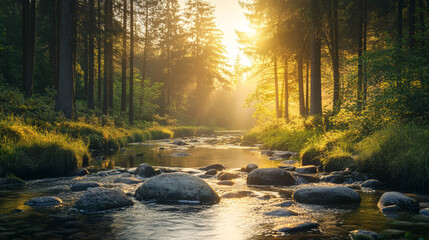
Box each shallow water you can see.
[1,135,429,240]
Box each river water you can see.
[1,135,429,240]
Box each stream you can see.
[1,134,429,240]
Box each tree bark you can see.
[121,0,127,112]
[22,0,35,98]
[129,0,134,125]
[55,0,74,119]
[357,0,363,109]
[310,0,322,115]
[50,0,59,91]
[409,0,416,49]
[283,57,289,122]
[396,0,403,83]
[108,0,114,111]
[331,0,340,112]
[103,0,110,114]
[363,0,368,107]
[97,0,102,104]
[273,55,281,118]
[298,54,305,117]
[88,0,95,109]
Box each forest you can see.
[1,0,429,239]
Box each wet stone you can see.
[71,168,89,177]
[136,163,158,178]
[295,165,317,174]
[71,182,102,192]
[420,208,429,217]
[199,164,226,171]
[350,230,379,240]
[205,169,217,176]
[24,196,63,207]
[293,186,361,205]
[217,172,239,180]
[378,192,419,212]
[222,191,254,198]
[275,200,295,208]
[74,187,134,212]
[276,222,319,233]
[362,179,385,189]
[114,177,142,185]
[264,209,297,217]
[217,180,234,186]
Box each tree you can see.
[55,0,75,118]
[102,0,110,114]
[310,0,322,115]
[88,0,96,109]
[121,0,127,112]
[129,0,134,125]
[22,0,36,98]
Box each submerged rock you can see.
[222,190,254,198]
[350,230,379,240]
[199,164,226,171]
[74,187,134,212]
[377,192,419,212]
[25,196,63,207]
[217,180,234,186]
[295,165,318,174]
[276,222,319,233]
[170,152,191,157]
[243,163,258,173]
[247,168,296,186]
[71,182,102,192]
[361,179,385,190]
[205,169,218,176]
[114,177,142,185]
[136,163,158,178]
[217,172,239,180]
[264,209,297,217]
[293,186,361,205]
[135,173,220,204]
[275,200,295,208]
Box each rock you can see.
[114,177,142,185]
[74,187,134,212]
[170,152,191,157]
[380,205,402,214]
[350,230,379,240]
[218,172,239,180]
[173,140,188,146]
[158,167,180,173]
[222,190,254,198]
[382,229,407,238]
[10,208,24,213]
[136,163,157,178]
[419,208,429,217]
[244,163,258,173]
[205,169,217,176]
[278,165,296,171]
[281,160,296,165]
[25,196,63,206]
[264,209,297,217]
[275,200,295,207]
[199,164,226,171]
[247,168,296,186]
[71,168,89,176]
[135,173,220,204]
[70,182,102,192]
[320,175,344,184]
[276,222,319,233]
[293,173,319,183]
[273,151,297,159]
[377,192,419,212]
[295,165,317,174]
[0,176,25,186]
[261,150,274,156]
[293,186,361,205]
[217,180,234,186]
[361,179,385,189]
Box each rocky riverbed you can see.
[1,135,429,240]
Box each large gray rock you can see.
[378,192,419,212]
[199,164,226,171]
[293,186,361,205]
[276,222,319,233]
[361,179,385,189]
[135,173,220,204]
[25,196,63,206]
[71,182,102,192]
[136,163,157,178]
[295,165,317,174]
[74,187,134,212]
[244,163,258,173]
[247,168,296,186]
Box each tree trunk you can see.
[108,0,114,112]
[283,57,289,122]
[397,0,403,83]
[363,0,368,107]
[357,0,363,109]
[121,0,127,112]
[331,0,340,112]
[306,58,309,114]
[56,0,74,118]
[50,0,59,91]
[88,0,95,109]
[409,0,416,49]
[97,0,102,104]
[103,0,110,114]
[298,54,305,117]
[22,0,35,98]
[129,0,134,125]
[141,2,149,111]
[310,0,322,115]
[273,55,280,118]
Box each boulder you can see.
[71,168,89,177]
[114,177,142,185]
[247,168,296,186]
[350,230,379,240]
[293,173,319,183]
[320,175,344,184]
[199,164,226,171]
[244,163,258,173]
[135,173,220,204]
[205,169,218,176]
[293,186,361,205]
[295,165,317,174]
[276,222,319,233]
[136,163,157,178]
[25,196,63,206]
[380,205,402,214]
[217,180,234,186]
[264,209,297,217]
[218,172,239,180]
[377,192,419,212]
[278,165,296,171]
[222,190,254,198]
[71,182,102,192]
[420,208,429,217]
[361,179,385,190]
[74,187,134,212]
[158,167,180,173]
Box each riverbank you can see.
[243,118,429,193]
